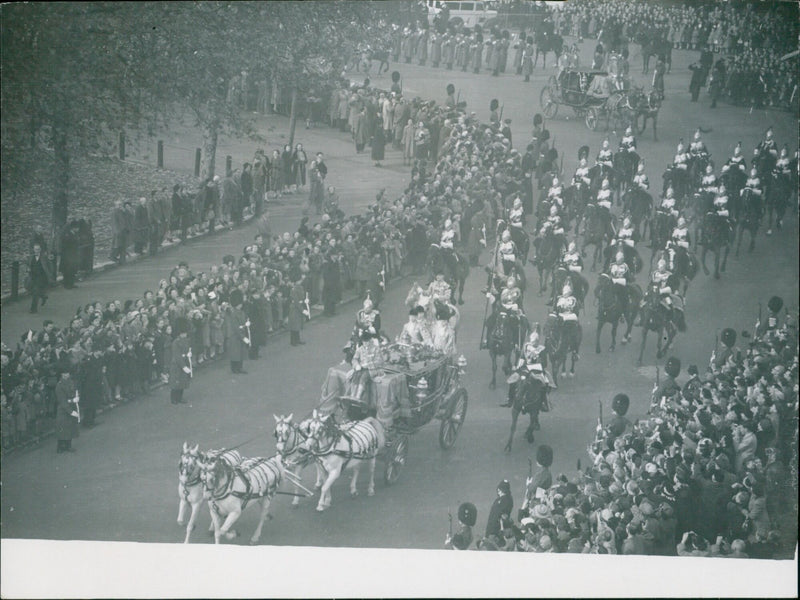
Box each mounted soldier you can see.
[497,229,518,276]
[608,250,633,316]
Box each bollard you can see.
[11,260,20,299]
[226,155,232,175]
[157,140,164,168]
[119,131,125,160]
[194,148,201,177]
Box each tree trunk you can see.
[201,119,219,180]
[288,86,299,149]
[52,121,70,256]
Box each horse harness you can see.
[208,457,281,513]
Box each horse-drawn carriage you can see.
[318,342,468,486]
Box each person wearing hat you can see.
[489,98,500,127]
[55,368,80,453]
[445,502,477,550]
[398,305,433,347]
[225,288,250,374]
[431,300,457,355]
[288,273,307,346]
[485,479,514,544]
[169,317,192,404]
[756,296,783,337]
[445,83,456,109]
[608,393,631,438]
[501,118,512,148]
[520,444,553,518]
[653,356,682,403]
[711,328,739,373]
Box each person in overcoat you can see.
[245,290,268,359]
[60,221,81,289]
[225,288,250,373]
[288,274,307,346]
[355,106,369,153]
[170,317,192,404]
[55,369,79,453]
[26,242,55,314]
[133,196,150,255]
[371,117,386,166]
[321,251,342,316]
[78,350,104,427]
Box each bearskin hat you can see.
[721,328,736,348]
[612,393,630,416]
[490,98,499,111]
[391,70,401,83]
[533,113,543,127]
[446,83,455,95]
[229,288,244,308]
[458,502,477,527]
[767,295,783,313]
[537,444,553,467]
[665,356,681,378]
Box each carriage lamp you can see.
[457,354,467,374]
[416,377,429,400]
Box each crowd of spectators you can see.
[2,75,527,453]
[460,304,798,559]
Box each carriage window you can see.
[461,2,474,10]
[475,2,484,10]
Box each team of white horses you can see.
[178,410,386,544]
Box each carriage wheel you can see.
[540,87,558,119]
[585,107,599,131]
[384,434,408,486]
[547,75,558,88]
[438,389,468,450]
[543,100,558,119]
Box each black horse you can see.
[631,88,661,141]
[622,187,653,240]
[613,150,640,194]
[648,210,676,266]
[766,170,791,232]
[426,244,469,304]
[595,273,642,353]
[635,30,672,74]
[735,188,763,256]
[486,310,529,390]
[503,371,548,454]
[367,49,390,75]
[543,313,581,385]
[550,266,589,309]
[534,30,564,69]
[699,212,733,280]
[581,204,614,271]
[532,227,566,294]
[637,280,682,364]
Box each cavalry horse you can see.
[543,312,582,385]
[630,87,661,141]
[366,48,391,75]
[303,409,385,512]
[637,279,684,364]
[614,150,640,195]
[504,370,549,454]
[564,182,590,235]
[657,244,698,297]
[178,443,243,544]
[427,244,469,305]
[635,29,672,74]
[550,265,589,310]
[202,452,285,544]
[485,309,530,390]
[700,212,734,279]
[720,164,748,221]
[767,168,791,233]
[594,273,642,354]
[533,226,566,294]
[534,29,564,69]
[648,209,676,267]
[735,188,764,256]
[622,187,653,240]
[581,204,614,271]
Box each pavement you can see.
[1,37,798,561]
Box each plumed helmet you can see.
[444,218,452,228]
[501,229,511,241]
[363,297,373,311]
[568,241,576,252]
[721,327,736,347]
[602,178,610,188]
[458,502,477,526]
[552,177,559,187]
[229,288,244,307]
[623,217,631,227]
[550,204,558,216]
[677,143,684,153]
[705,165,713,174]
[767,295,783,313]
[666,186,674,197]
[677,217,686,227]
[513,197,522,207]
[612,393,630,416]
[766,127,773,139]
[750,167,758,178]
[637,163,645,173]
[537,444,554,467]
[602,139,609,149]
[562,282,573,295]
[665,356,681,378]
[626,126,633,136]
[616,251,625,262]
[506,276,516,288]
[694,129,701,140]
[734,143,742,155]
[657,258,667,269]
[528,330,540,345]
[580,158,588,167]
[780,147,788,157]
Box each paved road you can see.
[2,39,798,551]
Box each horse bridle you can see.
[179,452,203,494]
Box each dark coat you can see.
[288,282,306,332]
[78,354,104,413]
[26,252,55,292]
[371,127,386,161]
[170,335,192,391]
[485,493,514,538]
[225,306,249,362]
[55,376,79,441]
[133,203,150,245]
[245,296,269,347]
[322,257,342,305]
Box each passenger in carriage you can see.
[428,271,453,303]
[397,305,433,347]
[431,300,458,356]
[354,296,381,343]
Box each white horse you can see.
[303,409,385,512]
[202,453,284,544]
[177,442,242,544]
[273,414,326,507]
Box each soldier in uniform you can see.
[596,140,614,171]
[673,142,689,172]
[710,327,739,373]
[728,142,747,173]
[555,282,579,344]
[562,241,583,273]
[650,258,674,312]
[574,158,591,189]
[689,129,709,161]
[445,502,477,550]
[608,251,633,315]
[354,296,381,344]
[616,217,635,248]
[659,187,679,219]
[756,295,784,337]
[607,393,631,438]
[633,163,649,192]
[489,98,500,127]
[667,217,691,269]
[652,356,681,403]
[169,317,192,404]
[497,229,517,276]
[520,445,554,517]
[619,127,637,154]
[225,288,250,374]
